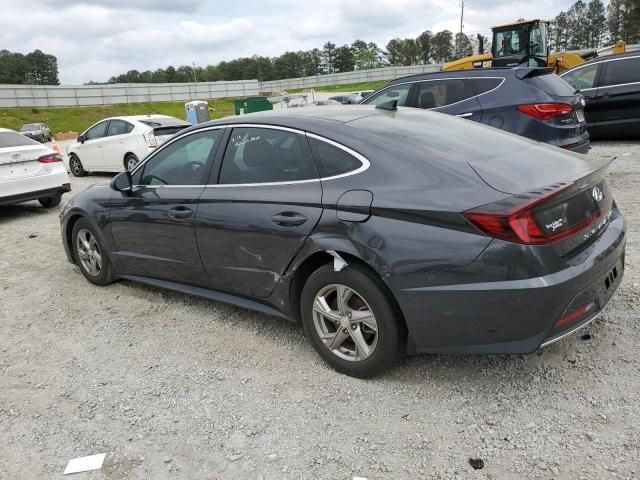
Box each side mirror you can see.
[77,134,85,144]
[110,171,132,193]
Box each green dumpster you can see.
[234,96,273,115]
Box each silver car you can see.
[20,123,52,143]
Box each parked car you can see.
[361,68,590,153]
[353,90,374,101]
[60,106,625,378]
[329,93,362,104]
[304,100,343,107]
[560,52,640,138]
[20,123,52,142]
[0,128,70,207]
[66,115,190,176]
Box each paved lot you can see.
[1,140,639,479]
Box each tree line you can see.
[551,0,640,50]
[0,49,59,85]
[97,31,481,85]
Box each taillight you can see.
[463,181,613,245]
[517,103,573,121]
[143,130,157,148]
[38,153,63,163]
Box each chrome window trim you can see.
[363,76,505,110]
[130,123,371,189]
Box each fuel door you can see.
[336,189,373,222]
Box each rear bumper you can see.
[0,184,71,206]
[548,131,591,154]
[392,212,626,355]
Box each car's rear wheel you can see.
[72,218,115,286]
[300,263,404,378]
[69,154,86,177]
[38,193,61,208]
[125,154,139,171]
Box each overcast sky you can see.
[0,0,577,84]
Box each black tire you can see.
[71,218,116,286]
[69,154,86,177]
[38,193,61,208]
[300,262,405,378]
[125,154,139,171]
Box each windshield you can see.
[493,22,547,58]
[21,124,40,131]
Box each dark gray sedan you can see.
[59,106,625,378]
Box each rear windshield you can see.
[526,73,576,96]
[139,117,189,128]
[0,132,40,148]
[21,124,40,131]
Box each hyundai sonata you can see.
[60,106,625,378]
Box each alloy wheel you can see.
[312,284,378,361]
[70,157,82,175]
[76,229,102,277]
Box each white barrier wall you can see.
[0,80,260,108]
[259,64,443,92]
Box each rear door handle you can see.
[271,212,307,227]
[168,206,193,219]
[456,112,473,118]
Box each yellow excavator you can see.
[442,19,627,73]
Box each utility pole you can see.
[458,0,465,57]
[192,62,198,83]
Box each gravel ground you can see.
[1,140,639,480]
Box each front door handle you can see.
[271,212,307,227]
[456,112,473,118]
[168,206,193,219]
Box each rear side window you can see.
[309,138,363,177]
[416,79,473,108]
[468,78,503,95]
[219,127,318,184]
[599,57,640,87]
[107,120,134,136]
[0,132,39,147]
[362,83,412,106]
[561,64,599,91]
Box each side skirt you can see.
[118,275,292,321]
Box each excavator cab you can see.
[491,20,549,67]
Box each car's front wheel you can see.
[71,218,115,286]
[300,263,404,378]
[38,193,61,208]
[69,154,86,177]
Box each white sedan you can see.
[66,115,190,176]
[0,128,70,208]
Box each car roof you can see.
[570,51,640,68]
[386,67,525,85]
[99,114,175,122]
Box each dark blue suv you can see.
[361,68,590,153]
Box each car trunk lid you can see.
[0,145,57,181]
[464,161,615,255]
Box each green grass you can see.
[286,80,386,94]
[0,98,236,134]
